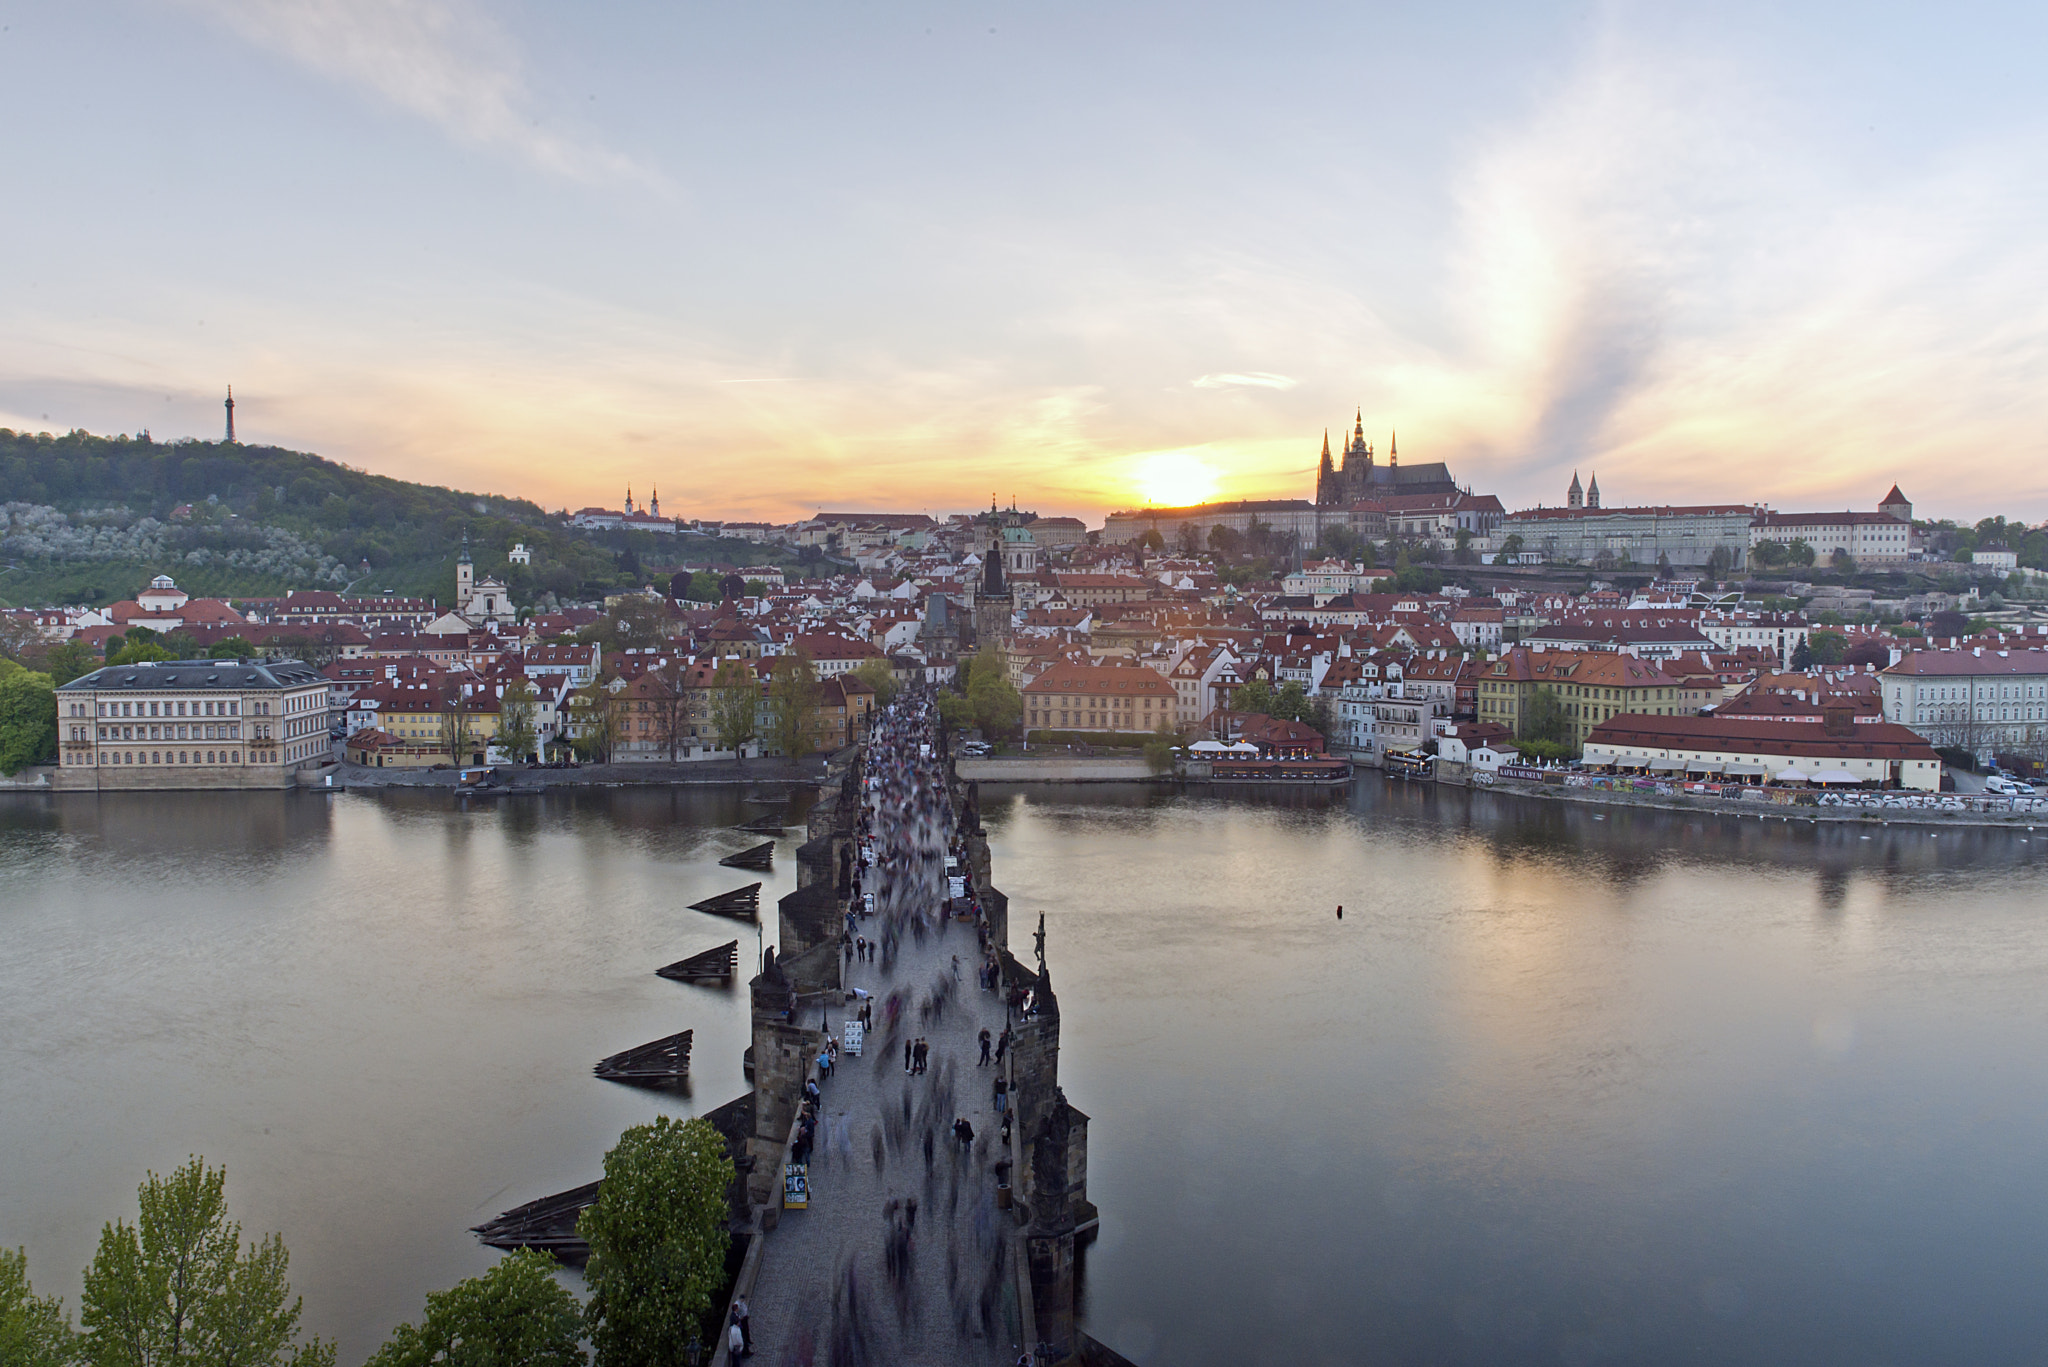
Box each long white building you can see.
[54,658,332,790]
[1880,647,2048,761]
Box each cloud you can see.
[178,0,658,185]
[1192,372,1298,391]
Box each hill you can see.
[0,428,794,608]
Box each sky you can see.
[3,0,2047,525]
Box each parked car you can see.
[960,741,992,757]
[1986,775,2037,796]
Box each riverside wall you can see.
[1465,771,2048,830]
[956,756,1156,783]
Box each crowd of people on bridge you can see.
[765,692,1025,1364]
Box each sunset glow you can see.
[1130,451,1221,510]
[1,5,2045,521]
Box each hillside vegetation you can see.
[0,428,791,607]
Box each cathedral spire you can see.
[1567,470,1583,509]
[1388,431,1397,468]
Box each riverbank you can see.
[327,757,828,790]
[1467,770,2048,830]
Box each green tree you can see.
[1497,533,1525,561]
[79,1158,333,1367]
[1137,529,1165,552]
[1142,721,1179,775]
[1392,564,1442,594]
[1751,539,1788,569]
[1786,539,1816,567]
[42,640,101,687]
[710,659,759,760]
[967,664,1022,738]
[0,667,58,775]
[1271,680,1311,723]
[2,1247,79,1367]
[937,690,974,732]
[851,656,898,707]
[106,642,172,668]
[206,639,256,660]
[1520,686,1573,746]
[567,681,615,762]
[1233,679,1275,716]
[496,680,538,763]
[578,596,672,651]
[1791,637,1813,670]
[577,1117,733,1367]
[766,648,821,757]
[364,1250,582,1367]
[1830,548,1857,575]
[1808,630,1848,666]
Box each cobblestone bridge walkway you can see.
[744,722,1022,1366]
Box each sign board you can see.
[948,875,966,899]
[783,1163,808,1210]
[843,1020,864,1056]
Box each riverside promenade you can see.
[713,697,1115,1367]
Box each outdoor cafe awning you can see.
[1647,757,1685,772]
[1810,769,1861,785]
[1685,760,1724,774]
[1775,768,1811,784]
[1723,762,1770,776]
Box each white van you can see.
[1986,775,2037,796]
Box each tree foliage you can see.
[1520,686,1573,746]
[851,657,898,707]
[767,649,821,758]
[1233,679,1274,717]
[496,681,538,763]
[79,1157,333,1367]
[364,1251,582,1367]
[1808,630,1848,666]
[567,677,616,762]
[0,664,57,774]
[206,639,256,660]
[577,1117,733,1367]
[2,1247,79,1367]
[710,659,759,760]
[966,664,1022,738]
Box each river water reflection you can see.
[5,780,2048,1365]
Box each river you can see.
[4,779,2048,1365]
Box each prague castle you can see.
[1315,412,1459,505]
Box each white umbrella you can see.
[1775,768,1810,784]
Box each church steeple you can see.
[1586,472,1600,509]
[624,484,634,515]
[650,486,660,518]
[1388,431,1398,469]
[1567,470,1583,509]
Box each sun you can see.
[1132,450,1219,508]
